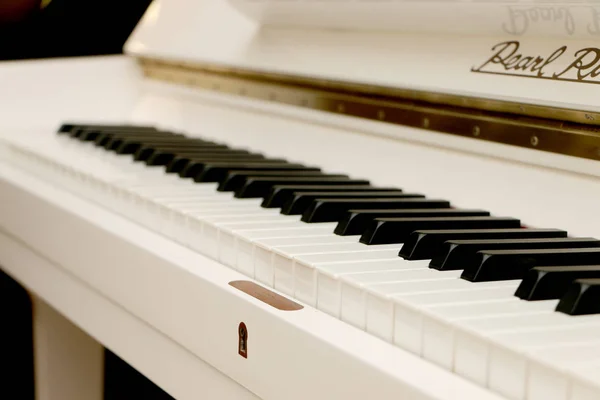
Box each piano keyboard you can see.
[4,123,600,400]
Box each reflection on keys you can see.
[52,122,600,319]
[6,121,600,400]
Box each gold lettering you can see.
[473,41,600,84]
[538,46,566,77]
[516,56,535,71]
[472,41,520,72]
[505,54,522,69]
[529,56,546,74]
[553,48,600,80]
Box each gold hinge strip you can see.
[139,57,600,162]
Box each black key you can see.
[399,229,568,260]
[302,197,437,224]
[166,152,262,173]
[94,131,177,147]
[58,123,77,133]
[92,131,172,145]
[431,238,600,271]
[218,170,326,192]
[195,162,309,183]
[77,130,108,141]
[360,217,521,245]
[126,137,217,152]
[135,143,233,162]
[97,132,178,145]
[58,123,156,136]
[179,158,270,178]
[336,208,489,236]
[72,129,104,140]
[556,279,600,315]
[461,248,600,282]
[179,159,288,178]
[119,135,214,145]
[280,191,408,216]
[75,128,165,141]
[108,136,224,152]
[261,185,392,208]
[115,139,222,154]
[99,131,190,146]
[144,148,239,166]
[235,178,370,199]
[92,129,175,140]
[516,266,600,301]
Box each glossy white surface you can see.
[2,38,600,400]
[3,77,600,399]
[228,0,598,38]
[0,225,260,400]
[126,80,600,238]
[32,297,103,400]
[0,158,502,400]
[126,0,600,112]
[0,56,141,131]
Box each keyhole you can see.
[238,322,248,358]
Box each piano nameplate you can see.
[139,57,600,163]
[126,1,600,117]
[229,280,303,311]
[472,40,600,86]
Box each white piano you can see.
[2,1,600,399]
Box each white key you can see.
[455,310,600,393]
[15,132,600,400]
[217,220,308,267]
[486,324,600,400]
[316,259,427,317]
[417,299,556,398]
[384,284,522,353]
[255,236,378,285]
[215,219,305,254]
[234,223,339,278]
[182,207,281,250]
[150,198,257,232]
[256,236,359,248]
[525,343,600,400]
[174,209,281,246]
[388,280,522,362]
[340,268,459,331]
[204,214,301,224]
[293,248,402,306]
[254,235,359,294]
[268,243,401,301]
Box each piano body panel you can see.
[228,0,599,38]
[128,79,600,240]
[2,0,600,398]
[127,0,600,113]
[0,55,142,132]
[0,227,258,400]
[30,296,104,400]
[1,55,600,399]
[0,162,504,400]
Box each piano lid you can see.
[124,0,600,161]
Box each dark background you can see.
[0,269,174,400]
[0,3,175,398]
[0,0,152,60]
